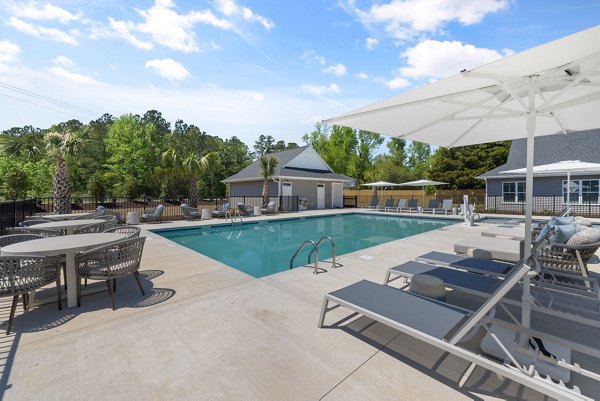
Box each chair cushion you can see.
[550,224,580,244]
[574,217,593,227]
[549,216,575,226]
[566,228,600,246]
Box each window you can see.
[562,179,600,204]
[503,182,526,203]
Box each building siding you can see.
[487,175,600,197]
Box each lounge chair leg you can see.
[106,280,116,311]
[383,271,391,284]
[77,277,81,307]
[318,297,329,328]
[7,295,19,334]
[459,362,477,387]
[113,278,116,292]
[63,264,67,290]
[133,272,145,296]
[22,293,27,311]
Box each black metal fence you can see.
[344,193,486,209]
[485,196,600,217]
[0,195,300,235]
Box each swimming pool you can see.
[153,213,456,278]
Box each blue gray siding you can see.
[487,175,600,197]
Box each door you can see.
[281,182,292,211]
[317,183,325,209]
[331,182,343,208]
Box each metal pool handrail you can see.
[308,236,337,269]
[290,240,318,274]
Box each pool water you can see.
[153,213,455,278]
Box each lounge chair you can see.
[376,198,394,211]
[362,198,378,210]
[421,199,439,213]
[181,204,201,220]
[237,203,254,217]
[454,236,524,263]
[481,225,526,240]
[318,250,593,400]
[386,199,406,212]
[142,204,164,223]
[416,250,512,276]
[261,201,277,214]
[399,199,418,213]
[429,199,453,215]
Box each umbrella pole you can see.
[567,170,571,210]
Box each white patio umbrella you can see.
[324,25,600,339]
[361,181,401,202]
[500,160,600,208]
[397,179,448,208]
[324,25,600,258]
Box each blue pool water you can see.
[153,213,456,278]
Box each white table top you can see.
[42,213,94,221]
[1,233,127,256]
[34,219,103,230]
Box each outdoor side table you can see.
[201,208,211,219]
[253,206,261,216]
[127,211,140,225]
[1,233,127,308]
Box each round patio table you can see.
[1,233,126,308]
[34,219,104,235]
[40,212,94,221]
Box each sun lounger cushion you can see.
[566,228,600,246]
[454,236,523,263]
[328,280,467,339]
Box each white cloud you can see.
[384,76,410,89]
[301,83,340,96]
[355,72,369,80]
[344,0,509,39]
[10,1,83,24]
[0,41,20,63]
[108,18,154,50]
[301,50,326,65]
[322,63,347,77]
[48,66,102,85]
[400,39,507,80]
[365,37,378,50]
[213,0,274,30]
[52,55,74,67]
[145,58,191,82]
[7,17,79,45]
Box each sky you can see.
[1,0,599,150]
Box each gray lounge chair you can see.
[386,199,406,212]
[237,203,254,217]
[454,236,524,263]
[423,199,453,215]
[318,251,593,400]
[142,204,164,223]
[376,198,394,211]
[399,199,418,213]
[181,204,200,220]
[261,201,277,214]
[362,198,378,210]
[212,202,231,218]
[421,199,439,213]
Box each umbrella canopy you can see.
[500,160,600,208]
[361,181,401,201]
[324,25,600,256]
[397,179,448,207]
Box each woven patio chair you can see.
[0,234,44,248]
[0,256,62,334]
[181,204,201,220]
[74,237,146,310]
[142,204,165,223]
[72,220,117,234]
[103,226,141,238]
[93,215,117,222]
[6,227,64,237]
[536,240,600,277]
[18,219,50,227]
[101,210,124,224]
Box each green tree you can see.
[220,136,252,179]
[254,134,275,156]
[200,152,222,200]
[259,156,279,204]
[429,142,511,189]
[2,166,29,199]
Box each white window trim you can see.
[502,181,526,204]
[562,179,600,205]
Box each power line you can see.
[0,92,91,120]
[0,80,100,118]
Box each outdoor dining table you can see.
[33,219,104,235]
[40,212,95,221]
[1,233,126,308]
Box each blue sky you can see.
[0,0,599,149]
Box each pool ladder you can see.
[225,210,243,227]
[289,236,337,274]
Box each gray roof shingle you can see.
[223,146,354,182]
[478,129,600,178]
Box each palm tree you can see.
[45,128,87,213]
[162,148,203,208]
[200,151,221,201]
[259,156,279,205]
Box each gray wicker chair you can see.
[536,241,600,277]
[73,220,117,234]
[19,219,50,227]
[6,227,64,237]
[142,205,165,223]
[181,204,200,220]
[74,237,146,310]
[103,226,141,238]
[0,256,62,334]
[0,234,44,248]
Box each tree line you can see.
[0,109,511,210]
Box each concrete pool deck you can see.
[1,209,599,400]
